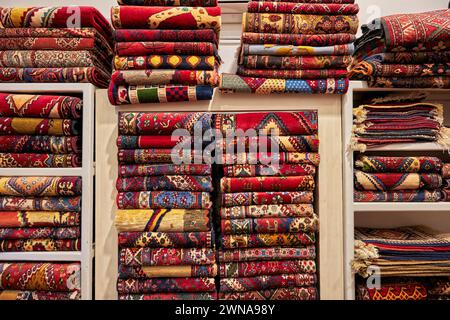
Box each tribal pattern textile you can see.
[117,149,203,165]
[0,117,79,136]
[443,164,450,179]
[0,211,80,228]
[111,69,219,86]
[117,136,190,149]
[220,204,315,219]
[428,279,450,295]
[218,246,316,262]
[242,43,354,56]
[220,176,315,192]
[115,42,217,57]
[221,135,319,152]
[0,153,81,168]
[117,0,218,6]
[119,292,216,300]
[119,164,211,177]
[237,67,347,79]
[111,6,221,34]
[109,84,214,105]
[222,152,320,166]
[0,227,80,240]
[221,232,316,249]
[224,164,316,177]
[0,93,81,119]
[219,260,316,277]
[247,2,359,15]
[115,209,210,232]
[366,52,450,64]
[356,282,427,300]
[0,196,81,211]
[0,176,81,196]
[0,136,81,154]
[0,238,80,251]
[0,262,80,291]
[0,38,100,51]
[219,287,317,300]
[0,290,80,300]
[115,29,217,45]
[354,190,442,202]
[221,216,319,234]
[118,231,213,248]
[0,27,103,39]
[219,74,349,94]
[117,191,212,209]
[354,171,442,191]
[0,67,110,88]
[116,176,213,192]
[114,55,217,71]
[118,264,217,278]
[242,55,352,69]
[222,191,314,207]
[119,247,216,266]
[242,13,359,34]
[219,274,317,292]
[241,32,356,46]
[117,278,216,293]
[355,156,442,173]
[369,76,450,89]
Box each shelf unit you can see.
[342,81,450,300]
[0,83,95,300]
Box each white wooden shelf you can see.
[0,168,85,176]
[0,252,82,261]
[354,202,450,212]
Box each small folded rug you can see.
[0,227,80,240]
[118,264,217,278]
[241,32,355,46]
[117,277,216,294]
[241,55,352,70]
[221,232,316,249]
[118,231,213,248]
[119,164,211,177]
[0,117,79,135]
[0,153,81,168]
[0,290,80,300]
[118,292,216,300]
[369,76,450,89]
[219,287,317,300]
[241,43,354,56]
[114,29,217,45]
[117,0,218,6]
[111,69,219,86]
[221,215,319,234]
[236,67,347,79]
[117,191,212,209]
[0,135,81,154]
[117,149,203,164]
[218,246,316,262]
[221,191,314,207]
[223,164,316,177]
[114,55,217,71]
[247,2,359,15]
[116,176,213,192]
[0,176,81,196]
[0,196,81,211]
[220,204,315,219]
[355,156,442,173]
[115,42,217,57]
[219,274,317,292]
[0,211,80,228]
[222,152,320,166]
[354,171,442,191]
[117,135,190,149]
[219,135,319,152]
[119,247,216,266]
[354,190,442,202]
[219,260,316,277]
[356,281,427,300]
[220,176,315,192]
[0,238,80,251]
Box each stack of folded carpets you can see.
[0,93,82,168]
[115,112,216,300]
[442,163,450,201]
[109,0,222,105]
[219,0,359,94]
[354,156,444,202]
[215,112,320,300]
[0,176,81,252]
[0,7,113,88]
[0,262,80,300]
[350,9,450,88]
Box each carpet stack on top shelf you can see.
[215,112,320,300]
[109,0,221,105]
[115,112,217,300]
[219,0,359,94]
[0,7,113,87]
[0,262,80,300]
[350,9,450,88]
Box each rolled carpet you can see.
[117,149,203,164]
[115,42,217,57]
[0,227,80,240]
[117,135,190,149]
[111,69,219,86]
[354,190,442,202]
[0,135,81,154]
[219,135,319,152]
[355,156,442,173]
[220,176,315,192]
[0,238,80,251]
[220,204,315,219]
[114,29,217,45]
[221,216,319,234]
[223,164,317,177]
[0,290,80,300]
[222,152,320,166]
[218,246,316,262]
[354,171,442,191]
[219,287,317,300]
[0,117,79,135]
[247,2,359,14]
[119,292,216,300]
[369,76,450,89]
[117,277,216,293]
[118,164,211,177]
[0,176,81,196]
[221,232,316,249]
[236,67,348,79]
[0,196,81,211]
[119,247,216,266]
[241,32,356,46]
[241,55,352,70]
[114,55,217,71]
[116,191,212,209]
[219,260,316,277]
[219,274,317,292]
[118,264,217,278]
[356,281,427,300]
[241,43,354,56]
[116,176,213,192]
[117,0,218,7]
[0,153,81,168]
[221,191,314,207]
[0,211,80,228]
[118,231,213,248]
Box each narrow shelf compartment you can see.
[0,251,82,261]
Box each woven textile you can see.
[247,2,359,15]
[0,176,81,196]
[117,278,216,293]
[224,164,316,177]
[355,156,442,173]
[354,171,442,191]
[218,246,316,262]
[117,191,211,209]
[369,76,450,89]
[111,69,219,86]
[119,248,216,266]
[0,27,104,40]
[220,204,315,219]
[0,136,81,154]
[0,196,81,211]
[222,191,314,207]
[219,287,317,300]
[118,265,217,278]
[219,260,316,277]
[356,282,427,300]
[0,93,81,119]
[0,38,101,51]
[118,231,213,248]
[117,136,190,149]
[0,262,80,291]
[221,216,319,234]
[119,292,216,300]
[115,209,210,232]
[0,153,81,168]
[237,67,347,79]
[242,55,352,69]
[115,42,217,57]
[354,190,442,202]
[221,233,316,249]
[220,176,315,192]
[443,164,450,179]
[114,55,217,71]
[0,239,80,251]
[428,278,450,295]
[117,149,203,164]
[0,227,80,240]
[119,164,211,177]
[365,52,450,64]
[242,44,354,56]
[0,290,80,300]
[219,274,317,292]
[0,117,79,136]
[117,0,218,6]
[0,211,80,228]
[221,134,320,152]
[222,152,320,166]
[219,74,349,94]
[116,176,213,192]
[241,32,355,46]
[115,29,217,45]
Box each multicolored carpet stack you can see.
[215,112,320,300]
[0,262,80,300]
[443,163,450,201]
[115,112,216,300]
[354,156,444,202]
[109,0,222,105]
[350,9,450,88]
[219,0,359,94]
[0,7,113,87]
[0,93,82,168]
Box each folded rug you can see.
[119,292,216,300]
[219,74,349,94]
[223,164,316,177]
[115,42,217,57]
[221,232,316,249]
[218,246,316,262]
[368,76,450,89]
[236,67,347,79]
[0,136,81,154]
[222,191,314,207]
[220,204,315,219]
[242,55,352,70]
[428,278,450,296]
[0,238,80,251]
[0,153,81,168]
[0,196,81,211]
[363,52,450,64]
[220,176,315,192]
[241,44,354,56]
[117,149,203,164]
[119,164,211,177]
[117,277,216,294]
[221,216,319,234]
[0,211,80,228]
[219,274,317,292]
[115,209,210,232]
[0,38,103,51]
[443,164,450,179]
[115,29,217,45]
[0,290,80,300]
[117,0,218,6]
[0,117,79,136]
[241,32,356,46]
[111,69,219,86]
[220,260,316,278]
[119,247,216,266]
[0,262,80,291]
[222,152,320,166]
[118,264,217,278]
[247,2,359,14]
[0,27,107,41]
[242,13,358,34]
[355,156,442,173]
[356,281,427,300]
[0,176,81,197]
[114,55,217,71]
[117,191,211,209]
[354,171,442,191]
[117,136,190,149]
[219,287,317,300]
[354,190,442,202]
[116,176,213,192]
[118,231,213,248]
[0,227,80,240]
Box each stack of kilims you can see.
[0,262,80,300]
[0,93,82,168]
[115,112,217,300]
[109,0,221,105]
[219,0,359,94]
[442,163,450,201]
[0,176,81,252]
[0,7,113,88]
[215,112,320,300]
[354,156,443,202]
[350,9,450,88]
